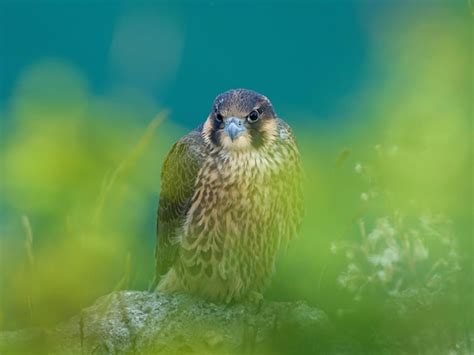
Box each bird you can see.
[155,88,303,303]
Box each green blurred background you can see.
[0,0,471,353]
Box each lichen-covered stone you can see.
[0,291,329,354]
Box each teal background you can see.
[2,1,402,124]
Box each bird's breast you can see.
[183,150,281,243]
[170,141,300,302]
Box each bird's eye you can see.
[247,110,260,123]
[216,113,224,122]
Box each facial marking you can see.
[202,89,278,152]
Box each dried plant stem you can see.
[93,112,167,224]
[21,215,35,324]
[114,253,131,292]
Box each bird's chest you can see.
[185,152,280,236]
[179,152,282,289]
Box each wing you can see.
[155,129,206,279]
[275,119,304,246]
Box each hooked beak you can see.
[223,117,246,141]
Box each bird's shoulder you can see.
[178,124,206,154]
[275,118,295,140]
[161,127,207,179]
[274,118,300,154]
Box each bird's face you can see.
[202,89,278,152]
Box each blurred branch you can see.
[21,215,35,268]
[92,111,167,224]
[21,215,35,324]
[335,148,351,168]
[113,253,131,292]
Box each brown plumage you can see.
[155,89,303,303]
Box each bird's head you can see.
[202,89,279,152]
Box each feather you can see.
[155,128,206,277]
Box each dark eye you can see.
[247,110,260,123]
[215,113,224,122]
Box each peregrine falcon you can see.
[155,89,303,303]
